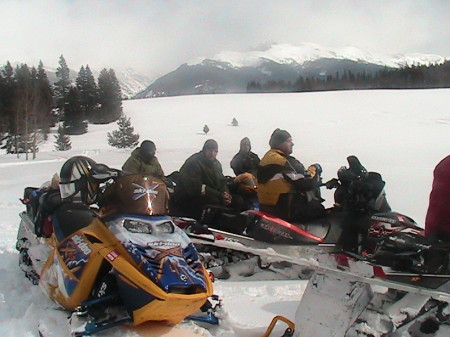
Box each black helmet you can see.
[59,156,98,204]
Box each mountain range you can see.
[135,43,448,98]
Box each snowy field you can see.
[0,89,449,336]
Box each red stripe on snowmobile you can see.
[246,210,324,243]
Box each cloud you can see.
[0,0,448,75]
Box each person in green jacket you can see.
[172,139,232,220]
[122,140,165,179]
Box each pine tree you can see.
[0,64,8,135]
[76,65,86,89]
[14,64,36,158]
[63,86,87,135]
[54,125,72,151]
[107,114,140,148]
[1,62,16,147]
[231,117,238,126]
[96,68,123,124]
[76,65,98,122]
[203,124,210,135]
[36,61,53,137]
[54,55,71,110]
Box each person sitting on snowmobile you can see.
[257,128,324,222]
[425,154,450,243]
[122,140,165,180]
[172,139,244,220]
[230,137,260,176]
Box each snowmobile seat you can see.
[38,189,62,214]
[201,205,247,234]
[23,187,40,217]
[267,193,326,223]
[34,189,62,237]
[295,219,331,240]
[53,202,96,241]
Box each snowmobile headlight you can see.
[123,219,153,234]
[155,221,174,234]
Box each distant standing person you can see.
[122,140,165,179]
[425,154,450,242]
[230,137,260,176]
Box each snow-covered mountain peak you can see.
[188,42,448,69]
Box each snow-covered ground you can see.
[0,89,449,336]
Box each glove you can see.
[222,191,232,205]
[325,178,340,189]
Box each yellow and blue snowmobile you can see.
[17,156,216,336]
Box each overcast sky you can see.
[1,0,449,78]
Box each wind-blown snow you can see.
[188,42,447,68]
[0,89,449,336]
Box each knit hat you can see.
[269,128,291,148]
[202,139,218,151]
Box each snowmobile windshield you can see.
[102,174,169,216]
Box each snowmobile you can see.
[16,156,217,337]
[176,156,428,274]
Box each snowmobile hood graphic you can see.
[100,174,170,216]
[131,182,160,200]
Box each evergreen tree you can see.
[96,68,123,124]
[75,65,86,90]
[203,124,209,135]
[54,55,71,110]
[54,125,72,151]
[0,65,6,135]
[107,114,139,148]
[36,61,53,137]
[1,62,16,138]
[13,64,36,158]
[76,65,98,122]
[63,86,87,135]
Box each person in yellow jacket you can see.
[257,128,324,221]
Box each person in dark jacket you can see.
[122,140,165,179]
[230,137,260,176]
[172,139,232,220]
[257,128,324,221]
[425,154,450,242]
